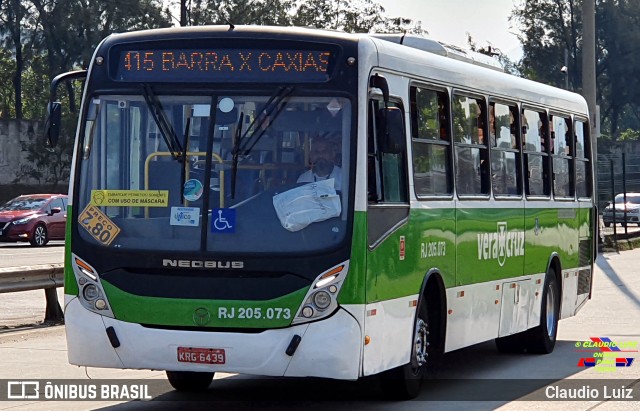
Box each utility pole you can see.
[180,0,188,27]
[582,0,599,239]
[563,48,569,90]
[582,0,596,133]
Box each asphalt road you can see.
[0,249,639,410]
[0,241,64,268]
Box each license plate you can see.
[177,347,226,364]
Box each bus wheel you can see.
[166,371,214,391]
[381,298,430,400]
[525,270,559,354]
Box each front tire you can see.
[525,270,560,354]
[381,299,430,400]
[166,371,214,391]
[30,224,49,247]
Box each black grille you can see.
[579,239,592,267]
[578,269,591,295]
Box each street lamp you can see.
[560,65,568,90]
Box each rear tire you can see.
[525,270,559,354]
[166,371,214,391]
[381,298,430,400]
[30,224,49,247]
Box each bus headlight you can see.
[292,261,349,325]
[313,290,331,310]
[72,254,115,317]
[83,284,99,300]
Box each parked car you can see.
[0,194,68,246]
[602,193,640,227]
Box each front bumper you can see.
[603,213,640,224]
[65,296,363,380]
[0,224,29,242]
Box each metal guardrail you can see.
[0,263,64,323]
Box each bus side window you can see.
[409,85,452,196]
[452,94,489,196]
[379,106,407,203]
[490,102,521,196]
[574,120,592,198]
[522,109,551,197]
[550,114,574,198]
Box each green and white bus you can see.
[46,26,595,398]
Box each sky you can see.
[376,0,523,60]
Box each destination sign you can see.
[113,48,334,83]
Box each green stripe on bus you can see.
[64,204,79,296]
[101,280,307,328]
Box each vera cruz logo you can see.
[477,222,525,266]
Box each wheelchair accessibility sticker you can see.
[211,208,235,233]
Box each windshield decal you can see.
[78,204,121,246]
[91,190,168,207]
[170,207,199,227]
[183,179,203,201]
[211,208,236,233]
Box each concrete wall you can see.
[0,120,43,185]
[0,120,68,204]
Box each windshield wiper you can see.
[142,84,184,161]
[229,85,294,199]
[237,85,294,156]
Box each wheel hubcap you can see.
[413,318,429,370]
[35,227,45,245]
[546,283,557,337]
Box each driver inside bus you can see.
[297,136,342,190]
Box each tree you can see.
[0,0,32,118]
[0,48,16,118]
[28,0,170,111]
[511,0,582,90]
[184,0,424,34]
[187,0,294,26]
[596,0,640,136]
[0,0,171,187]
[511,0,640,139]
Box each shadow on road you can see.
[96,340,591,410]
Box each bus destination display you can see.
[113,48,334,83]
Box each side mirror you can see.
[377,107,406,154]
[45,102,62,148]
[369,74,389,103]
[50,207,62,215]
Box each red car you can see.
[0,194,68,246]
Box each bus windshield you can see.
[76,91,351,253]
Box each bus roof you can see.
[98,25,588,116]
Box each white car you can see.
[602,193,640,227]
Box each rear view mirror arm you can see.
[45,70,87,148]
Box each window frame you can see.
[489,99,522,199]
[574,116,592,200]
[409,82,454,199]
[549,111,575,200]
[452,90,490,199]
[521,105,551,199]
